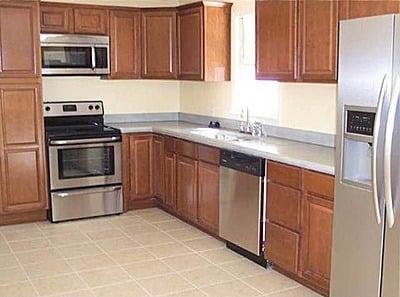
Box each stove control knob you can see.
[95,105,100,110]
[45,106,51,112]
[88,105,94,110]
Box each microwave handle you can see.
[91,46,96,69]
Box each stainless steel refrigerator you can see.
[331,14,400,297]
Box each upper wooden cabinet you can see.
[39,3,73,33]
[340,0,400,19]
[298,0,339,82]
[141,9,177,79]
[109,9,141,79]
[0,1,41,78]
[256,0,338,83]
[40,3,108,35]
[74,7,108,35]
[177,2,232,81]
[256,0,297,81]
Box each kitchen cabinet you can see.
[176,155,198,222]
[128,134,153,201]
[265,161,334,296]
[40,3,108,35]
[198,161,219,235]
[256,0,339,83]
[300,170,334,295]
[256,0,297,81]
[109,9,141,79]
[177,2,232,81]
[39,3,73,33]
[152,135,165,201]
[298,0,339,82]
[340,0,400,19]
[141,9,177,79]
[0,1,41,78]
[74,7,108,35]
[0,81,47,214]
[164,151,177,210]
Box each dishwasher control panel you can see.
[220,150,265,177]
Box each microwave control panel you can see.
[346,110,375,136]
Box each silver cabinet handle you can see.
[50,137,121,145]
[91,46,96,70]
[384,75,400,228]
[54,186,122,198]
[372,75,389,225]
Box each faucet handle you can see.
[252,122,264,137]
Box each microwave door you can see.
[41,45,95,75]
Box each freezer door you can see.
[381,14,400,297]
[331,15,395,297]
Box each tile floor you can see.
[0,208,322,297]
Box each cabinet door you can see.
[141,9,177,79]
[340,0,400,19]
[298,0,338,82]
[109,9,141,79]
[256,0,297,81]
[129,135,153,200]
[176,155,198,221]
[74,7,108,35]
[300,194,333,293]
[40,3,73,33]
[153,135,165,201]
[164,152,176,210]
[177,5,204,80]
[0,1,40,77]
[198,161,219,234]
[0,83,47,213]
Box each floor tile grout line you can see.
[0,232,41,297]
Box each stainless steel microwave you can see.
[40,34,110,76]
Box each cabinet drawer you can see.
[265,222,299,274]
[303,170,334,200]
[198,145,220,165]
[267,182,301,232]
[268,161,301,189]
[164,137,176,153]
[176,139,197,159]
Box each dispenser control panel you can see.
[346,110,375,136]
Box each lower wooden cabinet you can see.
[128,134,153,201]
[176,155,198,222]
[152,135,164,201]
[164,151,176,209]
[265,161,334,296]
[0,81,47,216]
[197,161,219,235]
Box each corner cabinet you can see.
[177,2,232,81]
[0,1,41,78]
[265,161,334,296]
[141,9,177,79]
[109,9,141,79]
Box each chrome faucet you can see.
[239,108,264,136]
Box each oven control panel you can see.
[44,101,104,117]
[346,109,375,136]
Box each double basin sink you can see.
[190,128,257,142]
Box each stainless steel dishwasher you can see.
[219,150,266,258]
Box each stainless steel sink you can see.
[190,128,254,142]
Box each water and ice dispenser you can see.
[342,106,376,188]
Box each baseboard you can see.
[0,210,47,226]
[127,198,158,210]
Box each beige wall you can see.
[43,0,338,134]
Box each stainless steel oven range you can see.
[44,101,123,222]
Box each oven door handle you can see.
[49,136,121,146]
[53,186,122,198]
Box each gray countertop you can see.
[109,121,335,175]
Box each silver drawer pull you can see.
[54,186,122,198]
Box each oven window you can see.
[42,46,92,68]
[58,146,115,179]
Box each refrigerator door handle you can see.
[372,74,389,224]
[384,75,400,228]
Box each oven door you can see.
[48,137,121,190]
[41,44,109,75]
